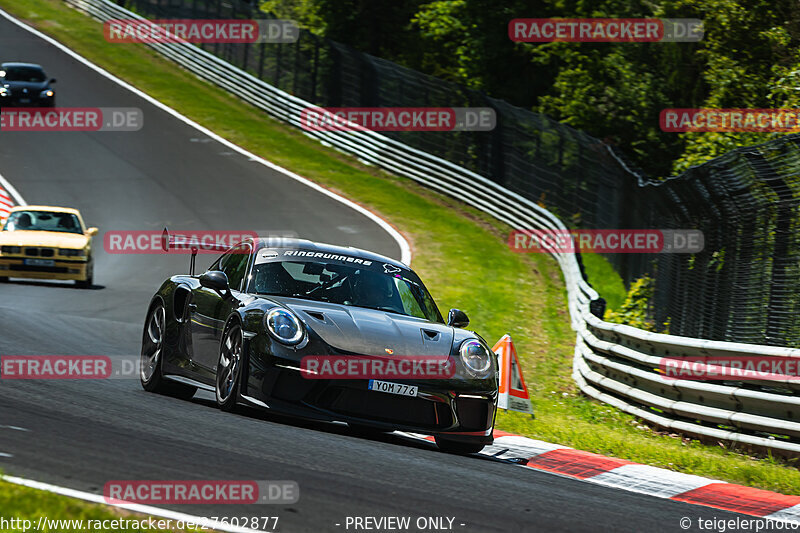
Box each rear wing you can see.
[161,227,233,275]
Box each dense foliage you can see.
[263,0,800,177]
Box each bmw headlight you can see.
[0,246,21,254]
[59,248,83,257]
[265,308,304,345]
[459,339,493,376]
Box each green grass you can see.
[581,253,627,311]
[5,0,800,496]
[0,478,200,532]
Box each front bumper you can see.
[0,256,89,281]
[245,358,497,444]
[0,94,54,107]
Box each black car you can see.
[0,62,56,107]
[140,234,498,454]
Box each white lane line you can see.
[2,476,271,533]
[0,169,27,206]
[0,425,30,431]
[0,8,411,265]
[0,453,13,458]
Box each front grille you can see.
[454,397,493,431]
[24,247,55,257]
[10,264,68,273]
[317,386,452,429]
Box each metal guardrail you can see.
[64,0,800,453]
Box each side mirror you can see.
[86,227,98,237]
[447,308,469,328]
[200,270,230,297]
[49,78,57,84]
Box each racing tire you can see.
[434,437,485,455]
[0,276,7,282]
[216,318,244,412]
[140,300,196,399]
[75,260,93,288]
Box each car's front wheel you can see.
[75,259,93,288]
[216,319,244,412]
[434,437,485,455]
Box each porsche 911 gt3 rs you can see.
[140,234,498,454]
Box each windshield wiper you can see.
[256,291,330,303]
[367,306,406,316]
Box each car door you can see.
[190,243,252,372]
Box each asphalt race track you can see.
[0,11,758,532]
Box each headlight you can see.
[0,246,21,254]
[265,308,304,345]
[45,90,54,97]
[59,248,83,257]
[459,339,493,375]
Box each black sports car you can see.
[140,235,498,454]
[0,62,56,107]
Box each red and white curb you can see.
[0,184,14,220]
[400,430,800,523]
[0,169,26,219]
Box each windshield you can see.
[249,259,443,323]
[3,211,83,234]
[1,66,46,82]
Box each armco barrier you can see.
[63,0,800,453]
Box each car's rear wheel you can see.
[434,437,485,455]
[141,301,196,399]
[0,276,7,282]
[216,319,243,412]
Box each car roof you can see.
[1,62,44,70]
[253,237,408,269]
[9,205,82,216]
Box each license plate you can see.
[19,98,31,104]
[368,380,418,397]
[24,258,54,267]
